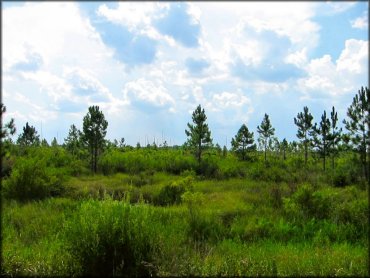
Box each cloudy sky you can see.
[2,1,368,147]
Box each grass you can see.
[2,157,368,276]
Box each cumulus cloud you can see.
[351,12,368,29]
[63,67,113,103]
[336,39,368,74]
[123,78,175,110]
[298,39,368,98]
[212,91,250,110]
[3,2,368,145]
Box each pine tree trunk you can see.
[332,155,335,170]
[94,147,98,173]
[304,142,308,164]
[198,141,201,164]
[323,143,326,171]
[264,141,267,164]
[242,142,245,161]
[364,148,368,181]
[91,147,94,172]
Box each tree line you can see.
[1,86,369,180]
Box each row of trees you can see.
[1,87,369,178]
[184,87,369,179]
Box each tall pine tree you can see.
[343,86,370,180]
[17,122,40,147]
[0,103,16,140]
[281,138,288,160]
[185,105,213,163]
[294,106,313,165]
[329,106,342,170]
[231,124,255,161]
[257,113,275,163]
[64,124,83,156]
[82,106,108,173]
[312,111,331,171]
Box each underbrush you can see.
[2,191,368,276]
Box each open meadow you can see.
[1,144,368,276]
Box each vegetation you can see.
[1,87,369,276]
[185,104,213,163]
[294,106,313,164]
[343,86,370,180]
[231,124,256,161]
[82,105,108,173]
[257,113,275,163]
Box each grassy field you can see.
[2,156,368,276]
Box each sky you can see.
[2,1,369,147]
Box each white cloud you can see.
[298,39,368,98]
[63,67,111,100]
[351,14,368,29]
[212,91,250,110]
[123,78,175,108]
[97,2,169,40]
[20,70,72,102]
[3,2,104,71]
[336,39,368,74]
[324,2,357,15]
[3,2,368,145]
[285,48,308,68]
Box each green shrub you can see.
[1,155,15,177]
[3,156,67,201]
[230,216,273,242]
[125,170,155,187]
[165,154,196,175]
[182,191,224,242]
[283,184,334,221]
[155,176,193,206]
[64,200,159,277]
[196,156,220,178]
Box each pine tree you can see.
[222,145,228,158]
[329,106,342,169]
[41,138,49,147]
[0,103,16,140]
[215,143,222,156]
[51,137,58,147]
[257,113,275,163]
[294,106,313,164]
[281,138,288,160]
[1,104,16,158]
[82,106,108,173]
[185,104,213,163]
[119,137,125,148]
[343,86,370,180]
[64,124,82,156]
[231,124,255,161]
[312,111,331,171]
[17,122,40,146]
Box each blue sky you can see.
[2,1,368,147]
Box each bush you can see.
[125,170,155,187]
[196,156,220,178]
[182,191,224,242]
[64,200,159,277]
[155,176,193,206]
[165,154,196,175]
[1,155,15,177]
[3,156,67,201]
[230,216,273,242]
